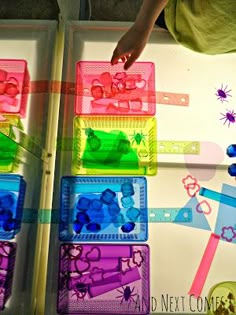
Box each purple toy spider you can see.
[220,109,236,127]
[116,286,137,305]
[215,84,232,102]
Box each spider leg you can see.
[116,294,124,299]
[71,292,82,300]
[130,287,135,294]
[217,96,226,103]
[223,85,232,95]
[129,296,136,302]
[131,293,137,297]
[117,289,124,294]
[223,118,227,125]
[128,300,132,308]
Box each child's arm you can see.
[111,0,169,70]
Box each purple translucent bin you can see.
[0,241,17,310]
[57,244,150,314]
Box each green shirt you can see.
[164,0,236,54]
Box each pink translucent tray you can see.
[0,59,30,119]
[75,61,156,116]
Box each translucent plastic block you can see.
[72,116,157,175]
[59,176,148,242]
[0,241,17,310]
[0,174,26,239]
[0,115,23,173]
[228,164,236,176]
[0,59,29,117]
[57,243,150,314]
[226,144,236,157]
[75,61,156,116]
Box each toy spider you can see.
[116,286,137,305]
[220,109,236,127]
[130,131,146,146]
[71,281,88,300]
[215,84,232,102]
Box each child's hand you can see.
[111,25,150,70]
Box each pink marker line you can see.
[188,233,220,298]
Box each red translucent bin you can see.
[0,59,30,119]
[75,61,156,116]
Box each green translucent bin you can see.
[72,116,157,175]
[0,115,23,173]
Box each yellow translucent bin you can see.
[0,115,23,173]
[72,116,157,175]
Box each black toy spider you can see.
[71,281,88,300]
[116,286,137,305]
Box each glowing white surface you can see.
[46,22,236,315]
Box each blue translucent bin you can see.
[0,174,26,240]
[59,176,148,242]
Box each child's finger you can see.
[124,52,139,70]
[111,46,122,65]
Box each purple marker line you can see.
[89,266,141,298]
[81,245,132,259]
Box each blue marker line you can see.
[200,187,236,208]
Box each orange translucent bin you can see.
[0,59,30,118]
[75,61,156,116]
